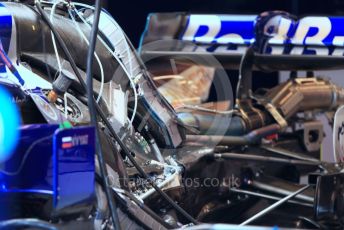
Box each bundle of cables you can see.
[35,0,199,229]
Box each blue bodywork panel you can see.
[53,126,95,210]
[180,15,256,45]
[0,124,95,211]
[140,13,344,56]
[180,15,344,53]
[0,4,95,213]
[0,3,12,54]
[0,3,12,74]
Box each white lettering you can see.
[182,15,221,43]
[292,17,331,45]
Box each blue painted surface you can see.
[0,86,19,162]
[180,14,344,47]
[0,124,58,192]
[140,12,344,56]
[0,1,19,161]
[0,3,12,74]
[0,4,95,216]
[0,3,12,54]
[175,13,344,55]
[0,124,95,213]
[53,126,95,210]
[181,15,255,45]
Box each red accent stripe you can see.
[62,142,73,148]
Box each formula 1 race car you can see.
[0,1,344,230]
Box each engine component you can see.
[125,132,151,156]
[264,78,344,118]
[302,121,323,152]
[47,70,75,102]
[180,77,344,138]
[131,158,182,200]
[3,2,344,229]
[53,93,90,124]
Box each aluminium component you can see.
[239,185,311,226]
[263,102,287,130]
[303,120,324,152]
[135,158,182,200]
[265,77,344,118]
[262,145,320,163]
[230,188,313,207]
[251,177,314,203]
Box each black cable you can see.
[0,218,57,230]
[84,0,121,229]
[35,2,198,225]
[35,2,121,230]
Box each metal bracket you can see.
[303,120,323,152]
[264,102,288,130]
